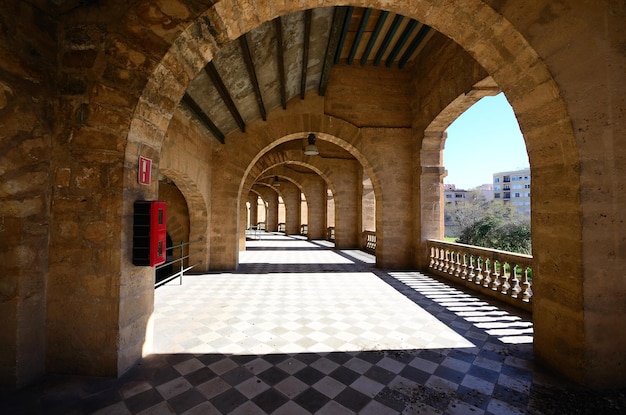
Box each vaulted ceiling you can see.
[180,6,437,145]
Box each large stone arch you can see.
[418,76,501,262]
[76,0,604,386]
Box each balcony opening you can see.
[443,93,531,255]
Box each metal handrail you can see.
[155,239,201,288]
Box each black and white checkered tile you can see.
[3,234,617,414]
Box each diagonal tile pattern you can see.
[3,233,624,414]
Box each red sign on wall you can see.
[138,156,151,185]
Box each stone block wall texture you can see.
[0,0,624,390]
[0,1,56,387]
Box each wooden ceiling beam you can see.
[300,9,312,99]
[204,62,246,132]
[360,10,388,66]
[319,6,348,96]
[385,19,419,67]
[373,14,404,67]
[181,93,225,144]
[398,24,432,69]
[239,34,267,121]
[348,8,372,65]
[333,6,353,64]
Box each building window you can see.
[503,176,511,183]
[503,185,511,190]
[494,177,500,183]
[494,185,500,190]
[515,192,521,197]
[494,193,501,198]
[524,184,530,189]
[504,192,511,199]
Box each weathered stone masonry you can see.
[0,0,624,390]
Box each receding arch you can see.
[157,167,210,270]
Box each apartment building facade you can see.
[493,168,531,215]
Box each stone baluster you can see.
[474,256,484,285]
[460,253,469,280]
[491,260,502,291]
[482,258,492,288]
[467,255,476,282]
[437,248,446,271]
[522,266,533,301]
[454,251,462,277]
[500,262,511,296]
[443,249,451,274]
[510,263,522,299]
[428,246,437,269]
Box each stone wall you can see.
[0,1,56,387]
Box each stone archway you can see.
[418,76,501,263]
[110,0,588,385]
[256,164,329,241]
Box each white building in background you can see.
[493,168,531,215]
[444,184,468,203]
[476,183,494,202]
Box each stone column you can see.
[362,128,414,268]
[248,192,258,229]
[333,159,360,249]
[304,176,327,240]
[259,188,279,232]
[281,182,301,235]
[362,174,375,232]
[417,131,447,269]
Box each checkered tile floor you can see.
[4,234,623,414]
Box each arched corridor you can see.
[10,234,623,413]
[1,0,625,396]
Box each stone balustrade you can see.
[362,230,376,254]
[327,227,335,241]
[427,239,533,312]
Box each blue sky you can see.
[443,93,529,190]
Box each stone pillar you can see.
[248,192,258,228]
[281,182,301,235]
[333,159,360,249]
[304,176,327,240]
[264,190,279,232]
[362,174,375,232]
[362,128,414,268]
[417,131,447,269]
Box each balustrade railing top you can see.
[427,239,533,312]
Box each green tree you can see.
[457,216,531,254]
[445,189,531,253]
[445,189,490,237]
